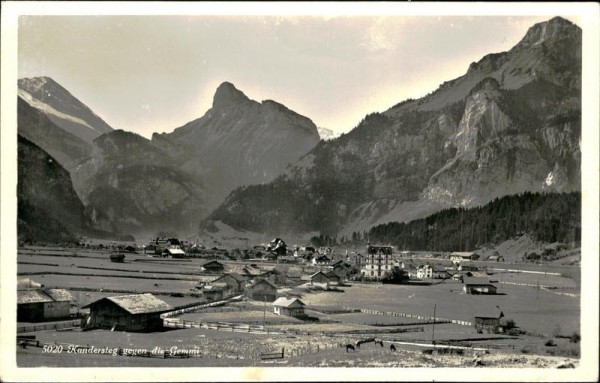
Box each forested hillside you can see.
[366,192,580,251]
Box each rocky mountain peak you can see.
[517,16,580,48]
[212,81,251,109]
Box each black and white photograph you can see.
[1,2,598,382]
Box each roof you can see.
[310,271,328,278]
[164,248,185,255]
[474,307,504,319]
[205,283,227,291]
[17,289,74,304]
[272,297,305,308]
[18,290,54,304]
[247,278,277,290]
[45,289,75,302]
[201,260,224,267]
[463,277,496,286]
[82,293,172,314]
[451,252,477,257]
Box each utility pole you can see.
[432,304,437,346]
[263,295,266,329]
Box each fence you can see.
[161,295,243,318]
[348,308,472,327]
[17,319,82,334]
[260,348,285,360]
[163,318,284,335]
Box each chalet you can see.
[330,260,352,278]
[310,271,332,284]
[202,283,228,301]
[272,297,306,317]
[417,264,451,279]
[268,238,287,255]
[259,268,288,286]
[487,254,505,262]
[450,252,480,263]
[246,278,278,302]
[162,248,186,258]
[452,273,464,281]
[474,307,505,333]
[144,244,157,255]
[82,293,172,332]
[152,237,183,254]
[200,260,225,274]
[312,254,332,266]
[211,273,247,294]
[463,277,498,295]
[405,267,419,279]
[325,271,341,284]
[17,289,74,322]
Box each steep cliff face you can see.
[78,130,207,236]
[17,135,86,243]
[17,96,93,172]
[206,16,582,236]
[152,82,320,210]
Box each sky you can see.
[18,13,574,138]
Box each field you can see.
[15,245,582,367]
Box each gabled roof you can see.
[247,278,277,290]
[82,293,172,314]
[17,289,74,304]
[272,297,305,308]
[201,260,225,267]
[310,271,328,278]
[474,307,504,319]
[45,289,75,302]
[463,277,496,286]
[17,290,53,304]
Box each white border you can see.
[1,2,598,382]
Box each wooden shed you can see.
[17,289,74,322]
[200,260,225,274]
[474,308,505,333]
[246,278,278,302]
[272,297,306,317]
[82,293,172,332]
[211,273,248,294]
[463,277,498,295]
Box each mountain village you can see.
[13,16,584,369]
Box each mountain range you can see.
[18,78,321,239]
[16,16,582,244]
[204,16,582,238]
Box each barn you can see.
[82,293,172,332]
[310,271,331,284]
[17,289,74,322]
[246,278,278,302]
[200,260,225,274]
[163,248,186,258]
[463,277,498,295]
[211,273,247,294]
[272,297,306,317]
[474,307,505,333]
